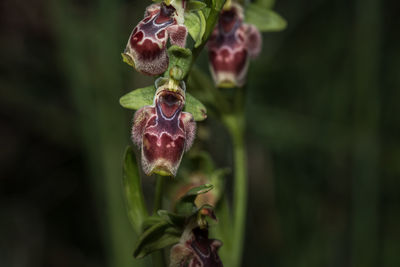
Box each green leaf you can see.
[119,85,155,110]
[123,146,148,234]
[175,184,214,215]
[253,0,275,9]
[245,4,287,32]
[185,92,207,121]
[157,210,186,228]
[184,10,206,47]
[166,45,193,79]
[211,0,225,11]
[133,220,181,259]
[186,0,207,11]
[142,215,164,231]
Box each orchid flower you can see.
[207,3,262,87]
[132,78,196,176]
[123,1,187,75]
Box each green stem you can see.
[153,175,164,214]
[151,175,166,267]
[223,113,247,267]
[152,251,166,267]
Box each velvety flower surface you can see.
[170,227,223,267]
[123,2,188,75]
[132,79,196,176]
[207,3,262,87]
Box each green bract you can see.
[122,147,148,234]
[131,184,216,259]
[254,0,275,9]
[133,220,181,259]
[184,10,207,47]
[166,45,193,79]
[119,86,207,121]
[186,0,207,11]
[245,3,287,32]
[175,184,214,215]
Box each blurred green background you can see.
[1,0,399,266]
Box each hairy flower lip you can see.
[156,88,185,103]
[155,80,186,104]
[123,2,188,76]
[132,79,195,177]
[207,3,261,87]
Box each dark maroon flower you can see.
[170,227,223,267]
[123,2,188,76]
[132,78,196,176]
[207,3,262,87]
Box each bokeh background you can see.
[1,0,399,266]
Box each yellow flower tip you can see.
[217,80,237,88]
[223,0,232,10]
[168,78,180,91]
[151,167,173,177]
[121,52,135,68]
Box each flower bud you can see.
[123,2,188,75]
[132,78,196,176]
[207,3,262,87]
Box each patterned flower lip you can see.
[157,90,184,118]
[170,227,223,267]
[207,3,261,88]
[123,2,188,76]
[131,79,196,177]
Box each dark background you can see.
[1,0,399,266]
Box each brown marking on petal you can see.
[142,133,185,176]
[142,16,152,23]
[157,30,165,39]
[209,47,247,75]
[130,30,144,47]
[130,38,169,75]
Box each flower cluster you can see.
[119,0,283,265]
[207,3,262,87]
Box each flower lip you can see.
[156,89,185,118]
[155,78,186,104]
[156,87,185,103]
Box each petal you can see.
[131,106,154,147]
[245,24,262,58]
[141,132,186,176]
[167,24,188,47]
[181,112,196,152]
